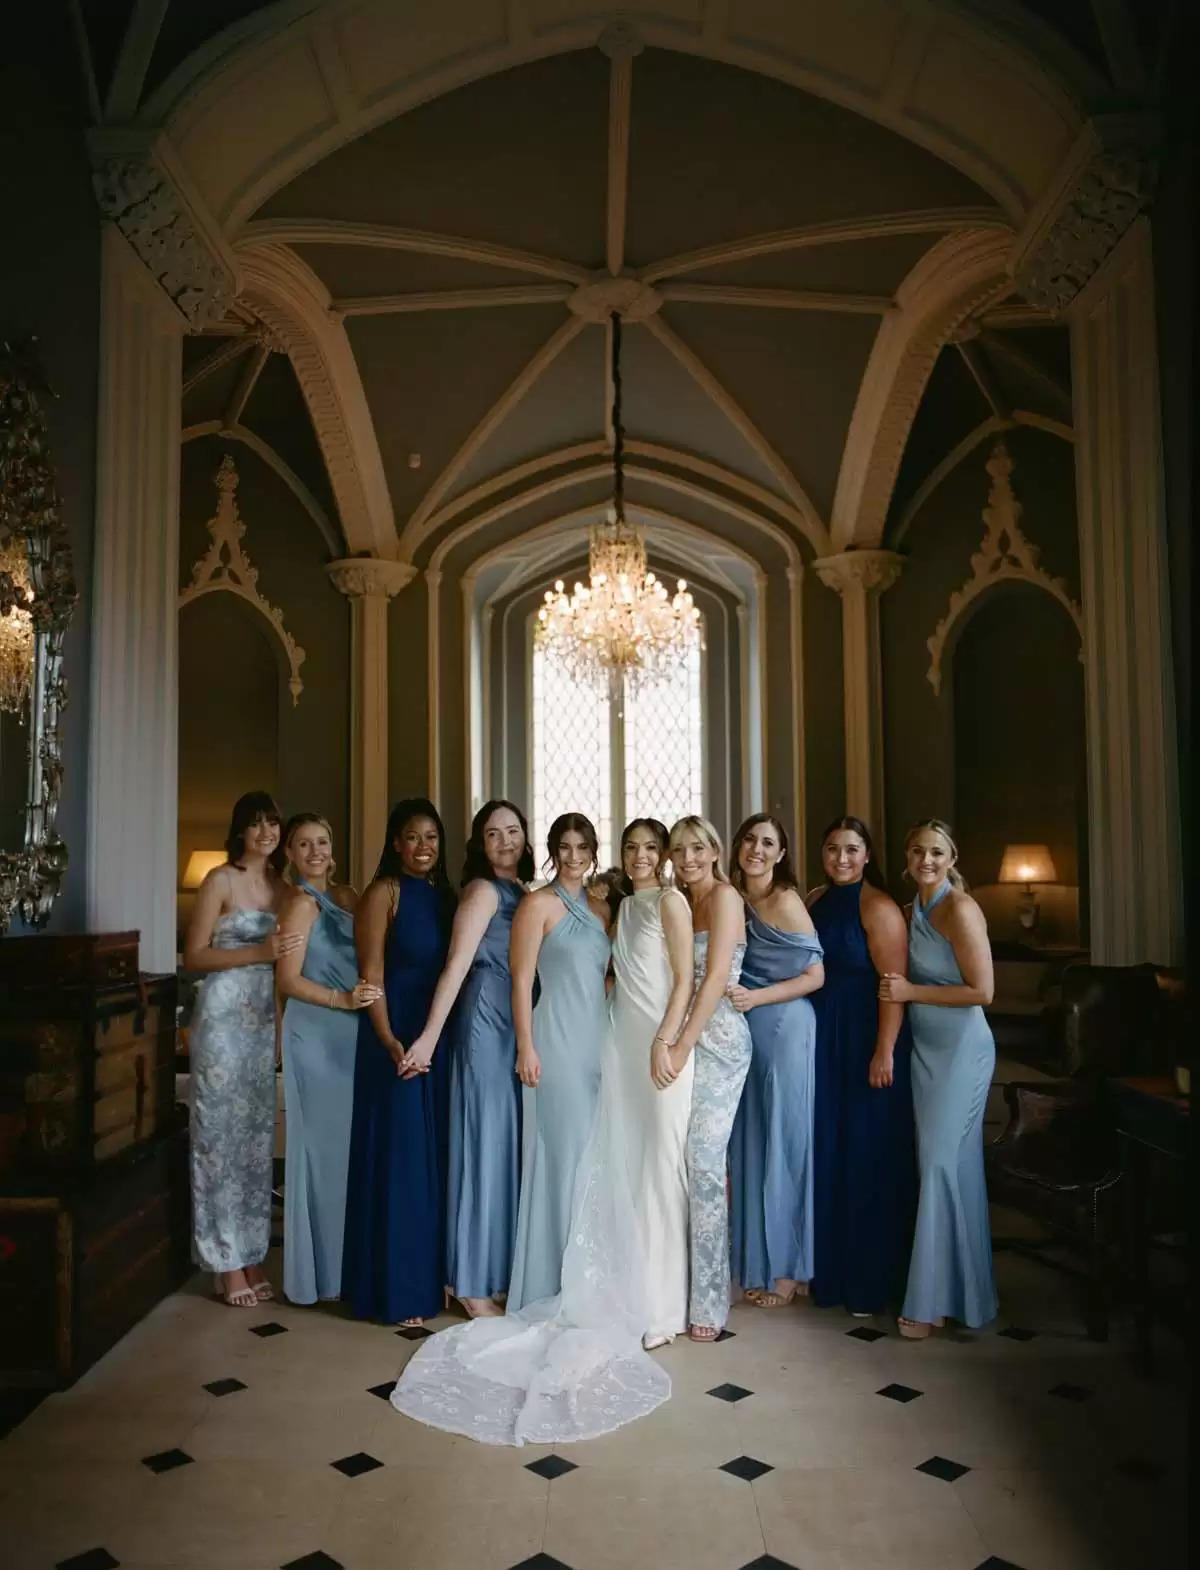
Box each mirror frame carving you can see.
[0,341,78,932]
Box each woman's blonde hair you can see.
[667,815,731,884]
[903,817,967,890]
[282,812,339,885]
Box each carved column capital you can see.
[813,549,904,597]
[1013,114,1159,314]
[326,557,418,600]
[88,131,238,330]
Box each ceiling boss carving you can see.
[325,558,418,599]
[926,441,1082,695]
[180,455,306,704]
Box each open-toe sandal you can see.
[688,1323,719,1342]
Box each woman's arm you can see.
[669,884,743,1067]
[510,892,546,1087]
[276,890,381,1012]
[650,890,695,1089]
[355,880,404,1070]
[183,868,301,972]
[879,895,994,1008]
[401,880,499,1074]
[729,961,825,1012]
[861,891,908,1087]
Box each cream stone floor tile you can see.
[185,1393,380,1466]
[954,1466,1137,1570]
[325,1471,546,1570]
[4,1459,152,1570]
[732,1393,933,1470]
[1,1388,211,1464]
[543,1466,765,1570]
[558,1382,743,1470]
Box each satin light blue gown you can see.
[281,881,359,1304]
[729,909,823,1290]
[901,881,998,1328]
[506,883,609,1313]
[446,877,525,1300]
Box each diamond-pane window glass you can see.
[623,638,704,829]
[532,644,613,870]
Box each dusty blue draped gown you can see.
[341,875,452,1322]
[445,877,525,1300]
[729,909,823,1290]
[506,883,609,1312]
[901,880,997,1328]
[811,880,916,1314]
[281,881,359,1304]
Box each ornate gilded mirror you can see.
[0,342,78,933]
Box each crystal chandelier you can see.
[536,313,701,694]
[0,532,34,716]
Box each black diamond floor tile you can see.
[973,1559,1027,1570]
[877,1382,922,1403]
[1048,1382,1092,1401]
[56,1551,120,1570]
[506,1556,575,1570]
[280,1555,343,1570]
[203,1378,247,1397]
[916,1454,971,1482]
[396,1325,433,1340]
[714,1328,736,1342]
[331,1451,384,1478]
[720,1454,774,1482]
[846,1325,887,1342]
[1116,1456,1167,1481]
[997,1326,1037,1341]
[707,1382,753,1403]
[739,1556,801,1570]
[524,1453,578,1480]
[367,1381,396,1400]
[141,1448,194,1474]
[250,1320,289,1338]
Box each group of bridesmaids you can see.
[184,788,998,1348]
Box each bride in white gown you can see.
[390,818,695,1444]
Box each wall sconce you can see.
[182,850,226,889]
[998,844,1057,936]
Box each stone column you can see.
[86,225,184,974]
[813,550,904,851]
[326,558,417,890]
[1067,219,1184,963]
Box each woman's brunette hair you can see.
[460,799,535,886]
[281,812,338,885]
[730,813,799,895]
[375,797,453,897]
[903,817,968,890]
[617,817,671,893]
[224,790,284,871]
[667,815,731,884]
[545,812,599,876]
[820,815,887,889]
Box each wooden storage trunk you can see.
[0,1126,191,1387]
[0,974,180,1177]
[0,931,140,989]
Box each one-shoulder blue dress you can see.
[811,880,916,1314]
[901,881,997,1328]
[341,875,451,1322]
[445,877,525,1300]
[506,883,609,1312]
[729,909,823,1290]
[281,881,359,1303]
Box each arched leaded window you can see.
[531,626,705,870]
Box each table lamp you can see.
[182,850,226,889]
[998,844,1057,935]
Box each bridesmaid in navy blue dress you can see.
[341,799,454,1325]
[809,817,916,1317]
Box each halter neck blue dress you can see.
[280,881,359,1304]
[506,882,609,1312]
[901,881,997,1328]
[729,909,823,1290]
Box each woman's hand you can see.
[878,973,913,1004]
[516,1045,541,1088]
[346,978,382,1010]
[727,983,755,1014]
[650,1037,677,1090]
[667,1043,690,1080]
[381,1036,406,1073]
[260,929,304,963]
[400,1032,436,1078]
[867,1050,895,1089]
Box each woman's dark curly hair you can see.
[460,799,535,886]
[224,790,284,872]
[375,798,453,903]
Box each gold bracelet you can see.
[328,987,338,1009]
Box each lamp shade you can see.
[998,844,1057,884]
[182,850,227,889]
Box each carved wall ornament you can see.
[926,441,1083,695]
[813,549,904,597]
[326,558,418,599]
[180,455,307,704]
[91,153,236,329]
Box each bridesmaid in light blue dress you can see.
[404,800,532,1317]
[184,791,300,1308]
[879,819,998,1336]
[276,814,381,1305]
[727,815,825,1306]
[507,813,610,1312]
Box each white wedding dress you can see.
[390,886,689,1445]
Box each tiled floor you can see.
[1,1229,1185,1570]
